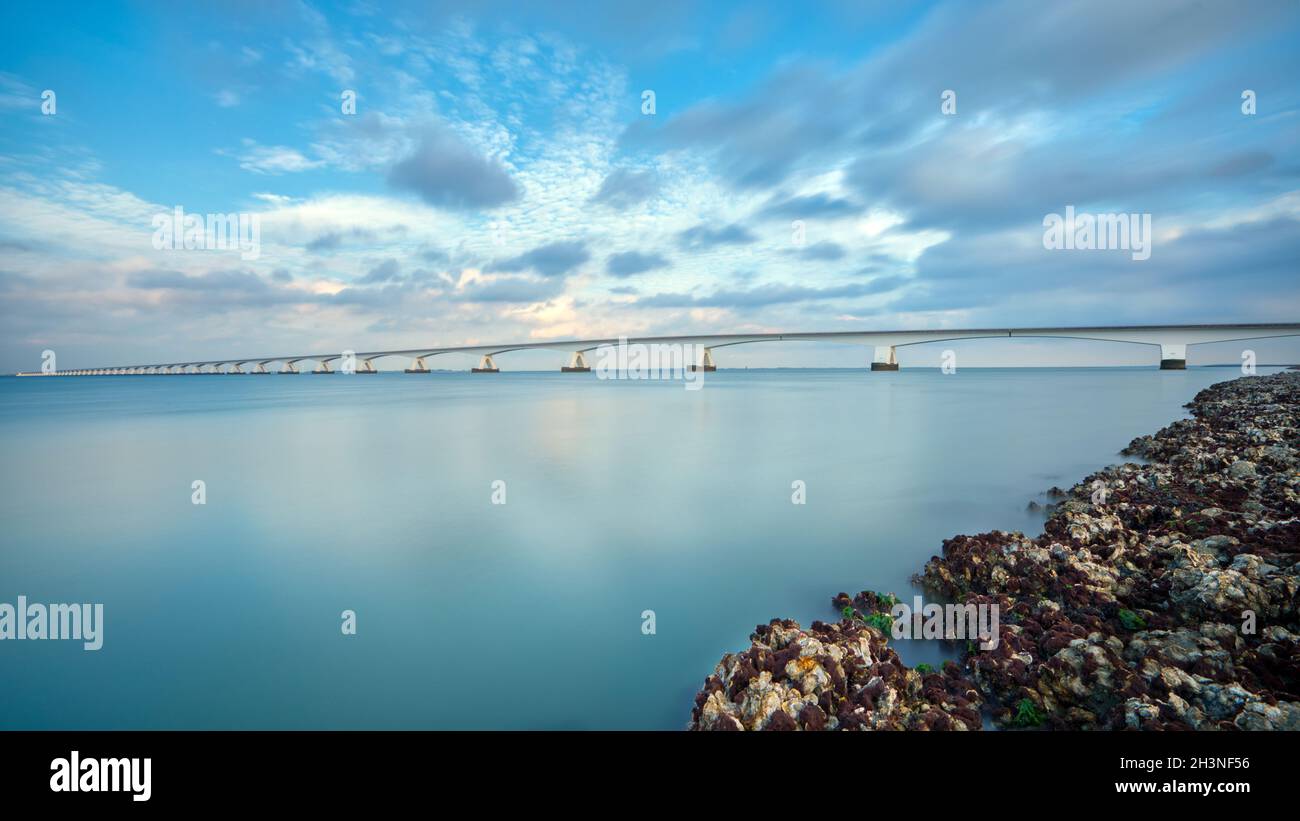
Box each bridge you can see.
[17,323,1300,375]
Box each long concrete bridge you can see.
[18,323,1300,375]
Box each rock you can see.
[687,618,983,731]
[1228,460,1258,479]
[690,373,1300,731]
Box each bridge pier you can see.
[472,354,499,373]
[1160,343,1187,370]
[312,360,333,374]
[405,356,430,373]
[561,351,591,372]
[871,345,899,371]
[358,359,378,374]
[689,348,716,372]
[280,361,299,374]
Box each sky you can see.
[1,0,1298,371]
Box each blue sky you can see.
[1,0,1298,371]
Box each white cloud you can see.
[235,142,324,175]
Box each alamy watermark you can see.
[0,596,103,650]
[594,337,705,391]
[51,751,150,801]
[1043,205,1151,261]
[891,596,999,650]
[152,206,261,261]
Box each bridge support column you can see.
[405,356,430,373]
[561,351,591,372]
[689,348,716,372]
[252,362,271,374]
[1160,343,1187,370]
[358,359,378,374]
[472,354,499,373]
[312,360,333,374]
[871,345,899,371]
[280,361,299,374]
[228,363,246,374]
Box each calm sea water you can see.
[0,367,1275,729]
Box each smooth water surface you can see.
[0,367,1273,729]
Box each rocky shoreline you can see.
[689,372,1299,730]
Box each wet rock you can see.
[687,618,983,731]
[1228,460,1258,480]
[690,372,1300,731]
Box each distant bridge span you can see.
[20,323,1300,375]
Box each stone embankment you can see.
[690,373,1299,730]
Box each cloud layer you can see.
[1,0,1298,370]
